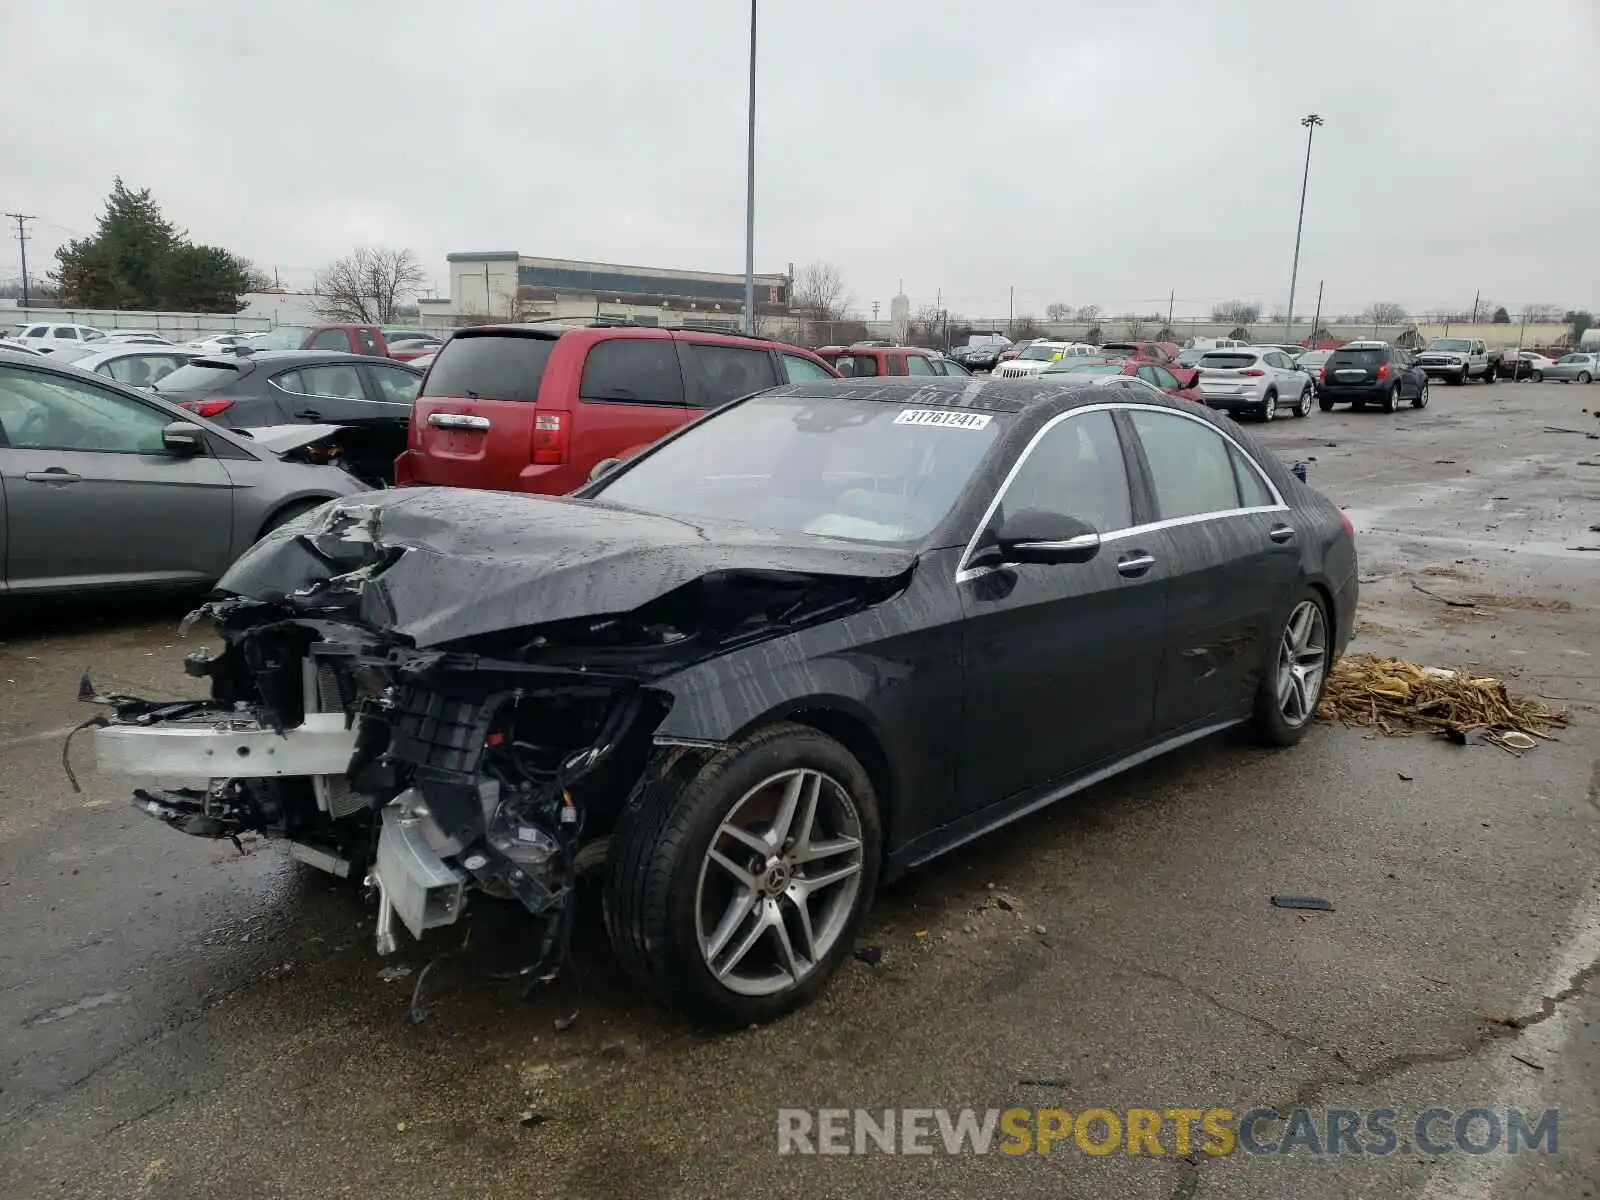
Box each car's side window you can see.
[308,329,348,351]
[1229,444,1276,507]
[999,410,1132,534]
[24,326,48,338]
[779,353,833,383]
[368,363,422,405]
[297,365,366,400]
[103,355,170,387]
[686,344,778,407]
[580,339,684,404]
[53,327,80,340]
[0,366,175,454]
[905,354,936,376]
[1130,409,1260,519]
[1153,366,1180,389]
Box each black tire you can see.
[1531,370,1543,382]
[258,498,329,540]
[1261,390,1278,422]
[604,722,883,1028]
[1412,379,1429,409]
[1381,384,1400,413]
[1450,372,1465,386]
[1294,387,1312,418]
[1317,393,1335,412]
[1580,372,1593,385]
[1481,366,1494,385]
[1251,589,1333,747]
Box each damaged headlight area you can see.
[85,593,684,988]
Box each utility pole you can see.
[1309,280,1324,348]
[1008,285,1014,337]
[742,0,757,335]
[1469,289,1480,326]
[1283,113,1324,344]
[7,213,36,310]
[1167,289,1175,329]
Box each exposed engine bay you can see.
[82,494,910,996]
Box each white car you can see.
[104,330,175,345]
[68,344,200,389]
[187,333,256,354]
[1194,346,1313,421]
[13,322,107,355]
[993,341,1100,379]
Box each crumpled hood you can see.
[242,423,351,455]
[217,487,917,647]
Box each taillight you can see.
[1240,368,1265,377]
[1338,507,1355,537]
[1376,362,1390,380]
[180,397,234,418]
[1320,365,1330,382]
[531,412,567,465]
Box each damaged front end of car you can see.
[84,493,910,988]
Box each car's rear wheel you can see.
[1261,391,1277,421]
[1317,393,1335,412]
[1412,379,1429,409]
[1531,370,1543,382]
[604,722,881,1027]
[1382,384,1400,413]
[1251,592,1331,747]
[1294,387,1312,418]
[1580,372,1593,384]
[1482,366,1494,385]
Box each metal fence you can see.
[2,306,272,338]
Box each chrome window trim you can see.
[954,401,1288,583]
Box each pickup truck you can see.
[1415,338,1502,385]
[245,323,438,362]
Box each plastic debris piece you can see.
[1271,895,1335,912]
[377,966,413,982]
[853,945,885,967]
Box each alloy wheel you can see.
[1262,393,1276,421]
[695,768,865,997]
[1276,600,1328,728]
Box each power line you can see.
[5,214,36,308]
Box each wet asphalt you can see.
[0,380,1596,1199]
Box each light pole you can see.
[742,0,757,336]
[1283,113,1323,344]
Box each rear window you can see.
[154,360,248,395]
[1198,353,1259,369]
[1328,349,1386,366]
[421,334,555,403]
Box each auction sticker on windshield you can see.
[894,409,993,430]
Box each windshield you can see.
[246,326,312,350]
[1043,361,1118,375]
[592,392,1004,544]
[1429,339,1473,352]
[153,360,247,395]
[1018,345,1059,361]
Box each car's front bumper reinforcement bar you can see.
[95,712,358,777]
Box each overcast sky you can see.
[3,0,1596,321]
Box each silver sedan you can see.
[1537,353,1597,383]
[0,351,369,597]
[66,345,200,390]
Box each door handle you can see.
[24,469,82,485]
[1268,524,1296,544]
[1116,551,1156,578]
[294,409,322,420]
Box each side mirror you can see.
[161,421,206,456]
[588,457,622,484]
[994,509,1101,565]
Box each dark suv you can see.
[397,322,837,494]
[1316,343,1429,413]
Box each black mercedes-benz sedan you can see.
[87,377,1357,1027]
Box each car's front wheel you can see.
[605,722,881,1027]
[1531,370,1543,382]
[1294,387,1312,418]
[1261,391,1277,421]
[1251,592,1332,747]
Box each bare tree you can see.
[1211,300,1261,325]
[315,247,427,323]
[1045,302,1073,322]
[1075,303,1101,322]
[1361,301,1408,325]
[1519,302,1562,323]
[791,261,852,321]
[1124,316,1146,338]
[1012,314,1044,340]
[908,303,945,347]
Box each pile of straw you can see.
[1317,653,1567,750]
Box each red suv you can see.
[396,323,837,494]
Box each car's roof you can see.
[194,349,411,368]
[756,375,1198,415]
[70,345,199,367]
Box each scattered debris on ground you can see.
[853,946,885,967]
[1318,654,1568,751]
[1408,579,1574,613]
[376,966,413,983]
